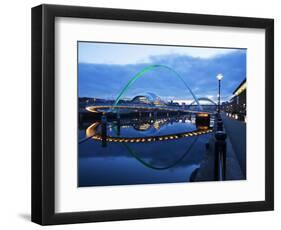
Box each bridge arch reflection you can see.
[84,120,212,170]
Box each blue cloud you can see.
[78,50,246,102]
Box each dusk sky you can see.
[78,42,246,104]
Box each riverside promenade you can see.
[191,113,246,182]
[221,113,246,177]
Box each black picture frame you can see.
[31,4,274,225]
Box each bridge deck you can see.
[86,105,213,115]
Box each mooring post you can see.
[217,120,223,131]
[214,131,227,181]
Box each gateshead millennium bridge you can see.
[78,64,245,180]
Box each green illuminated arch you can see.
[113,64,202,110]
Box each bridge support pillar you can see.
[101,114,107,147]
[116,112,121,136]
[153,111,157,119]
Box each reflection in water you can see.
[78,114,214,187]
[84,115,213,143]
[120,134,199,170]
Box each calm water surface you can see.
[78,115,213,187]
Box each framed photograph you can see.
[31,4,274,225]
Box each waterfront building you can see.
[224,78,246,121]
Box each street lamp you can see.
[216,73,223,114]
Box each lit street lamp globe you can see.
[216,73,223,81]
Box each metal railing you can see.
[214,113,227,181]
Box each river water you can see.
[78,114,213,187]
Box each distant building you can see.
[132,95,151,104]
[224,78,246,121]
[131,93,165,106]
[167,100,180,107]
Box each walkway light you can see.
[216,73,223,81]
[216,73,223,113]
